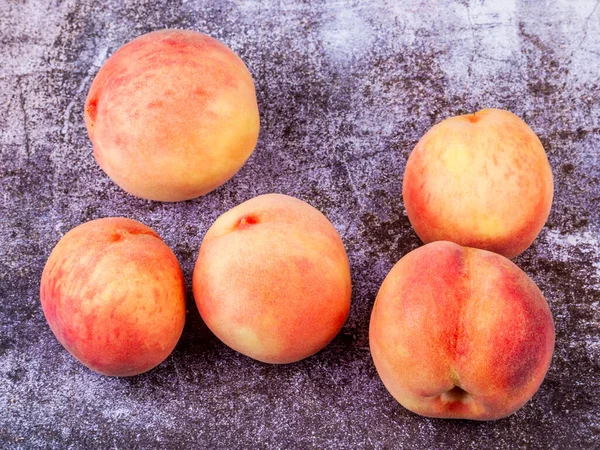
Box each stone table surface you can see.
[1,0,599,448]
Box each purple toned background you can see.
[1,0,599,448]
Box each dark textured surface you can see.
[1,0,599,448]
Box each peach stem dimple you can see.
[467,113,479,123]
[441,386,471,403]
[86,98,99,124]
[236,215,259,229]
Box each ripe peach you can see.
[85,29,260,202]
[403,108,553,259]
[369,241,555,420]
[193,194,352,364]
[40,218,186,376]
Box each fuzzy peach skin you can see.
[40,218,186,376]
[403,108,553,259]
[85,29,260,202]
[193,194,352,364]
[369,241,554,420]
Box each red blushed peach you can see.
[369,241,555,420]
[40,218,186,376]
[403,108,553,259]
[85,29,260,202]
[193,194,352,364]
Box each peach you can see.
[85,29,260,202]
[369,241,554,420]
[40,218,186,376]
[193,194,352,364]
[403,108,553,259]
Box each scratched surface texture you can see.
[1,0,599,448]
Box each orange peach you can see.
[193,194,352,364]
[403,108,553,259]
[85,29,260,202]
[369,241,554,420]
[40,218,186,376]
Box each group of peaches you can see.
[40,30,555,421]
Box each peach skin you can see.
[40,218,186,376]
[403,108,553,259]
[85,29,260,201]
[193,194,352,364]
[369,241,555,420]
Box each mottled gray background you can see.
[1,0,599,448]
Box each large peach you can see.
[403,108,553,259]
[40,218,186,376]
[193,194,352,364]
[369,241,554,420]
[85,29,260,202]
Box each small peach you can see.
[403,108,553,258]
[370,241,555,420]
[193,194,352,364]
[85,29,260,201]
[40,218,186,376]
